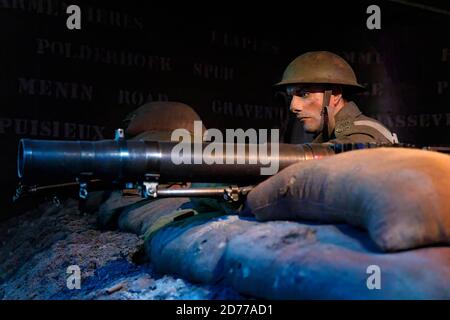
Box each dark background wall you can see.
[1,0,449,219]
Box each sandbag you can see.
[146,215,450,299]
[119,197,193,235]
[96,191,144,230]
[223,221,450,299]
[147,214,256,283]
[246,148,450,252]
[189,183,240,215]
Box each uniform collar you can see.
[334,101,362,123]
[312,101,361,143]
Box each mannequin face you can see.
[287,85,345,134]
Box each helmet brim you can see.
[273,80,367,92]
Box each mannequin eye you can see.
[299,91,310,98]
[295,89,310,98]
[287,87,310,98]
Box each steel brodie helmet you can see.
[275,51,365,90]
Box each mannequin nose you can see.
[290,96,303,113]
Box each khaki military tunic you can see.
[312,101,398,144]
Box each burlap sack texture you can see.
[118,198,193,235]
[96,191,144,230]
[223,220,450,299]
[95,185,197,235]
[147,214,255,283]
[97,186,232,237]
[145,215,450,299]
[246,148,450,252]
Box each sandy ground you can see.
[0,198,244,300]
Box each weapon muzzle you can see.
[18,139,161,184]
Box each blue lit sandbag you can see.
[223,220,450,299]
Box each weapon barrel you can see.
[18,139,335,184]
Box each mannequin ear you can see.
[328,93,339,107]
[330,87,343,107]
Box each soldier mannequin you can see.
[276,51,398,144]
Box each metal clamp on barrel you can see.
[141,173,161,198]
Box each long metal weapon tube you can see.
[18,139,336,185]
[16,137,450,202]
